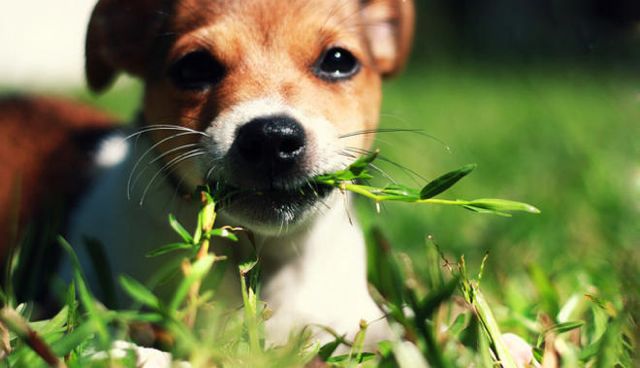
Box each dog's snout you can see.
[233,115,306,178]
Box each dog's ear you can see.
[86,0,170,92]
[360,0,415,77]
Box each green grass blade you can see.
[536,320,585,348]
[546,320,585,335]
[119,275,161,310]
[168,214,193,243]
[58,237,111,350]
[206,228,239,242]
[82,237,118,308]
[51,322,95,357]
[65,281,78,336]
[0,308,62,367]
[28,306,69,337]
[466,198,541,214]
[347,321,368,367]
[420,163,477,199]
[318,337,344,361]
[366,228,405,314]
[471,288,518,368]
[594,316,629,368]
[169,255,215,311]
[146,242,193,258]
[419,276,459,318]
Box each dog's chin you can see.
[212,181,334,235]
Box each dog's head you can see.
[86,0,414,233]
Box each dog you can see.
[1,0,415,349]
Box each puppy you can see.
[7,0,415,348]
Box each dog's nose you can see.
[234,115,306,176]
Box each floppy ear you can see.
[86,0,170,92]
[360,0,415,77]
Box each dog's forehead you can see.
[170,0,361,36]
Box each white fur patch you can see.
[87,340,190,368]
[95,134,129,168]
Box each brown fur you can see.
[0,97,115,258]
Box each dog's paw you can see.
[87,340,191,368]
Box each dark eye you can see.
[168,50,225,90]
[314,47,360,81]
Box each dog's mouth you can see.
[214,180,334,202]
[208,177,334,230]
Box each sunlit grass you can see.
[364,64,640,293]
[1,183,632,367]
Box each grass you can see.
[1,63,638,366]
[370,64,639,279]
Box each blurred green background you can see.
[365,1,640,311]
[3,0,639,326]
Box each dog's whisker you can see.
[305,179,319,197]
[369,163,398,184]
[205,165,217,183]
[148,143,202,165]
[124,125,208,140]
[139,150,207,206]
[319,200,331,211]
[338,150,358,160]
[127,131,202,199]
[340,126,452,153]
[277,217,285,237]
[304,179,332,206]
[203,157,225,185]
[341,190,354,226]
[338,128,424,139]
[130,145,205,198]
[342,146,372,154]
[343,146,427,184]
[376,158,427,184]
[205,157,222,183]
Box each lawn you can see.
[2,62,638,366]
[366,63,640,295]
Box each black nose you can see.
[233,115,306,178]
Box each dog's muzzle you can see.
[210,114,333,230]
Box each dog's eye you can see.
[314,47,360,81]
[169,50,225,90]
